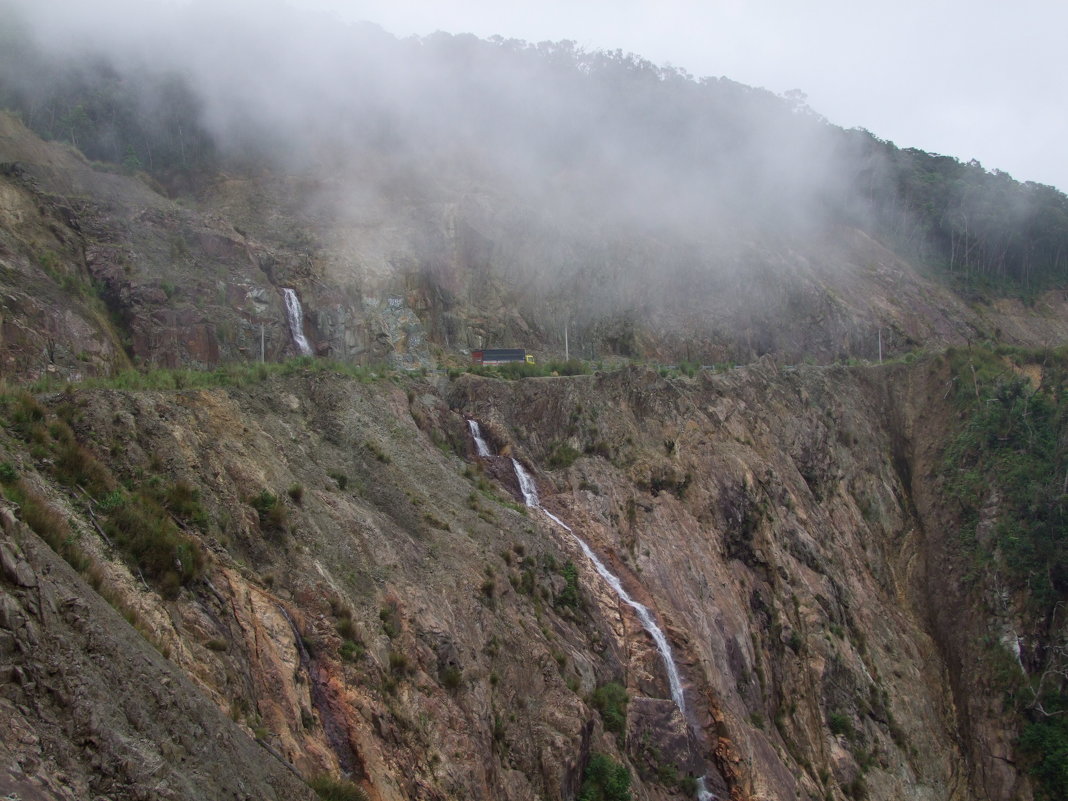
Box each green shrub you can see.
[162,480,209,528]
[547,442,581,470]
[942,349,1068,610]
[249,490,288,533]
[440,665,463,690]
[577,753,631,801]
[339,640,364,662]
[546,359,591,376]
[0,462,17,483]
[556,561,580,608]
[828,712,853,739]
[379,604,400,638]
[1019,700,1068,800]
[591,682,629,736]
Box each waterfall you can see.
[467,419,492,458]
[512,458,715,800]
[513,460,687,711]
[282,288,313,356]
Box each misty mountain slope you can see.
[5,109,1068,382]
[2,354,1059,800]
[1,6,1068,801]
[2,4,1068,375]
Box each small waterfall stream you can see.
[467,419,492,458]
[512,458,715,800]
[282,288,313,356]
[465,421,713,799]
[512,459,688,710]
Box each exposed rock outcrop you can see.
[0,356,1049,800]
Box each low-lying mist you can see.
[1,1,853,229]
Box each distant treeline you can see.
[2,19,1067,293]
[0,21,216,174]
[840,130,1068,293]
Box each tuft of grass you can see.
[6,480,88,571]
[161,479,209,528]
[103,490,204,598]
[339,639,364,662]
[388,650,410,676]
[547,442,581,470]
[336,616,355,639]
[308,775,369,801]
[828,711,853,739]
[364,440,391,463]
[249,490,288,533]
[440,664,463,690]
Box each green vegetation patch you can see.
[0,389,205,596]
[450,359,593,381]
[1018,706,1068,801]
[591,682,629,736]
[547,442,582,470]
[942,347,1068,608]
[249,489,288,533]
[940,346,1068,800]
[556,560,580,609]
[577,753,631,801]
[308,775,369,801]
[103,491,204,598]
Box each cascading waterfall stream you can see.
[462,420,714,800]
[467,419,492,458]
[512,459,689,711]
[282,288,313,356]
[512,458,715,800]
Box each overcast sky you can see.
[292,0,1066,192]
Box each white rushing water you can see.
[512,457,715,799]
[467,419,492,457]
[282,288,313,356]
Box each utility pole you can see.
[878,328,883,364]
[261,323,265,363]
[564,322,569,361]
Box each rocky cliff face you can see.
[0,352,1050,800]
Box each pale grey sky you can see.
[300,0,1067,191]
